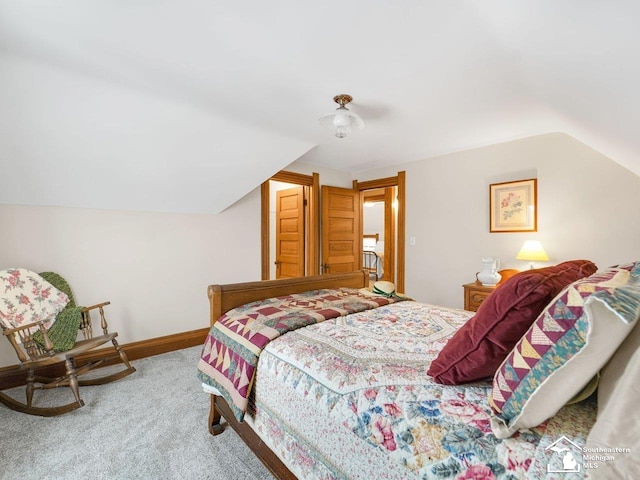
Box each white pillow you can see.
[489,263,640,438]
[585,320,640,477]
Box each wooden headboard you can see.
[207,271,368,326]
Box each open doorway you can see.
[362,187,396,284]
[271,181,306,279]
[355,172,406,293]
[260,171,319,280]
[261,170,405,293]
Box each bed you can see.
[197,265,640,479]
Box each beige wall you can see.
[0,161,352,368]
[285,160,353,189]
[2,134,639,367]
[0,191,262,367]
[358,133,640,307]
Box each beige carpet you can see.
[0,346,274,480]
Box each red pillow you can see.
[427,260,598,385]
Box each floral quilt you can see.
[0,268,69,333]
[247,301,597,480]
[197,288,403,421]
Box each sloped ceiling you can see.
[1,1,639,214]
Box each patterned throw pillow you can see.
[428,260,597,384]
[489,261,640,439]
[0,268,69,334]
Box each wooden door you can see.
[321,186,360,274]
[275,186,305,278]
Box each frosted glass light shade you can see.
[319,107,364,138]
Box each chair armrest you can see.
[81,301,112,335]
[1,320,42,336]
[81,301,111,312]
[2,320,55,360]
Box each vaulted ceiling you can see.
[1,1,639,213]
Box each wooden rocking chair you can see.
[0,269,136,416]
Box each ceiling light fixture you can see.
[319,94,364,138]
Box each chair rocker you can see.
[0,270,136,416]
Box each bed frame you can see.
[206,271,368,480]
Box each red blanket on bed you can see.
[197,288,402,421]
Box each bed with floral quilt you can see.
[198,268,640,480]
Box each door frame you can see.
[354,171,406,294]
[361,188,394,283]
[261,171,320,280]
[275,185,305,279]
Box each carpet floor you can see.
[0,346,274,480]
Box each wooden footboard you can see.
[205,272,367,479]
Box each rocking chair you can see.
[0,269,136,416]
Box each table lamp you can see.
[516,240,549,269]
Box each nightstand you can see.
[463,282,496,312]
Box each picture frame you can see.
[489,178,537,232]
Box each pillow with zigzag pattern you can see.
[489,261,640,439]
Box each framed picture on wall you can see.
[490,178,537,232]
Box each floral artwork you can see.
[499,192,523,221]
[490,179,537,232]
